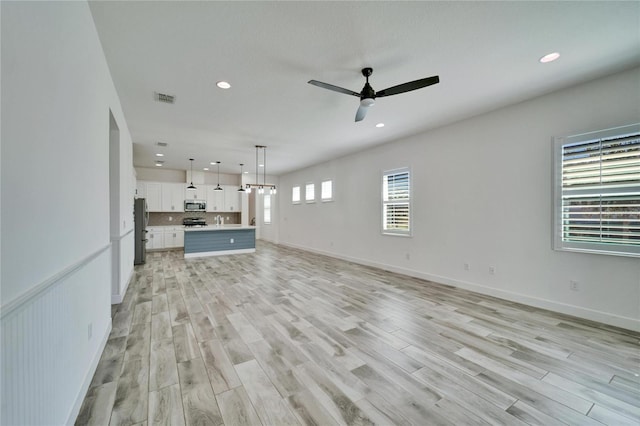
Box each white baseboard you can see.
[111,268,134,305]
[279,242,640,332]
[66,322,112,425]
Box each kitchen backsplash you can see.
[148,212,241,226]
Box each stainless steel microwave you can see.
[184,200,206,211]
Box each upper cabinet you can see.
[145,182,162,212]
[206,185,224,212]
[161,183,185,212]
[224,185,241,212]
[137,180,243,213]
[185,185,207,201]
[135,181,146,199]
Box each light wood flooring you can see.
[77,241,640,425]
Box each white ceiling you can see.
[89,1,640,176]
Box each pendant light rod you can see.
[214,161,223,191]
[238,163,246,192]
[187,158,196,190]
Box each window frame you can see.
[552,123,639,258]
[263,194,272,224]
[292,186,301,205]
[321,179,333,202]
[305,182,315,203]
[382,167,412,237]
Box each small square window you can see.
[306,183,315,203]
[292,186,300,204]
[321,180,333,202]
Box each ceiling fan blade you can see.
[308,80,361,97]
[376,75,439,98]
[355,105,369,122]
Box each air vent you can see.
[156,142,168,147]
[154,92,175,104]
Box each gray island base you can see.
[184,225,256,258]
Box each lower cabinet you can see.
[146,226,184,250]
[146,228,164,250]
[164,228,184,248]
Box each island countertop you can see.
[184,225,256,232]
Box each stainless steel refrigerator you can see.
[134,198,149,264]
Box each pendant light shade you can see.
[187,158,197,190]
[238,164,246,192]
[214,161,223,191]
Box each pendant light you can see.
[257,145,264,195]
[187,158,197,190]
[244,145,276,194]
[264,146,277,195]
[214,161,223,191]
[238,164,246,192]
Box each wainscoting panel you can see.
[1,246,112,425]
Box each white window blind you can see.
[382,168,411,235]
[264,194,271,224]
[306,183,315,203]
[321,180,333,201]
[292,186,300,204]
[554,123,640,257]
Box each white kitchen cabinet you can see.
[224,185,241,212]
[206,185,225,212]
[161,183,185,212]
[164,227,184,248]
[147,227,164,250]
[185,185,207,201]
[145,183,162,212]
[135,181,146,199]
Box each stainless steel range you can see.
[183,217,207,227]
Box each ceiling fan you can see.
[308,67,439,122]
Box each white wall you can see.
[278,66,640,331]
[1,1,134,424]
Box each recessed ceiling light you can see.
[243,171,249,174]
[155,163,163,167]
[210,162,217,165]
[259,164,264,167]
[376,123,385,128]
[203,167,209,171]
[155,153,164,157]
[216,81,231,89]
[539,52,560,63]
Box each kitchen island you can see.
[184,225,256,258]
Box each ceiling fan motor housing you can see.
[360,68,376,102]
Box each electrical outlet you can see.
[570,280,579,291]
[88,323,93,340]
[464,263,470,271]
[489,266,496,275]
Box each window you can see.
[264,194,271,224]
[382,168,411,235]
[305,183,315,203]
[321,180,333,202]
[553,123,639,257]
[292,186,300,204]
